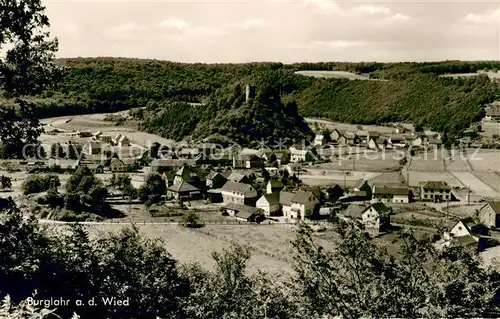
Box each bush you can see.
[22,174,60,195]
[181,211,203,228]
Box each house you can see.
[233,154,262,169]
[367,138,380,151]
[173,165,204,189]
[419,181,452,202]
[438,219,489,251]
[388,135,407,148]
[117,135,131,147]
[274,151,290,165]
[372,185,412,203]
[112,134,122,146]
[259,151,277,164]
[344,132,360,146]
[205,171,227,189]
[83,163,104,174]
[289,147,315,163]
[362,203,392,236]
[282,190,319,221]
[485,102,500,122]
[330,129,342,142]
[223,203,264,222]
[285,163,302,176]
[226,172,251,184]
[352,179,372,199]
[428,138,443,147]
[256,193,281,217]
[109,158,127,172]
[92,131,102,140]
[411,136,425,147]
[85,142,102,155]
[100,135,113,144]
[266,179,284,194]
[337,135,348,146]
[314,134,327,146]
[220,181,258,205]
[279,191,295,219]
[375,137,389,149]
[478,202,500,229]
[149,159,196,173]
[167,181,202,200]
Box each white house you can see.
[256,193,281,217]
[282,190,318,221]
[361,203,392,236]
[290,148,314,163]
[118,135,131,147]
[220,181,258,205]
[314,134,327,146]
[372,185,411,203]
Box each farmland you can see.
[295,70,373,80]
[450,172,500,199]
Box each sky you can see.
[43,0,500,63]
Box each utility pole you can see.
[467,186,471,206]
[344,172,347,189]
[352,156,355,171]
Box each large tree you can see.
[0,0,61,158]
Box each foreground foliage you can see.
[0,198,499,318]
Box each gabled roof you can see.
[353,179,368,190]
[373,186,409,196]
[370,203,391,215]
[452,234,479,247]
[227,172,248,183]
[481,202,500,214]
[268,179,284,188]
[118,135,129,142]
[223,203,262,216]
[175,165,199,180]
[206,171,222,180]
[260,193,280,205]
[168,181,200,193]
[151,158,196,167]
[419,181,451,190]
[279,191,295,206]
[291,190,317,204]
[221,181,256,195]
[343,205,367,219]
[110,157,125,165]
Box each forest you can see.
[2,58,496,145]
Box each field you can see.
[472,172,500,194]
[295,70,372,80]
[40,112,176,148]
[450,172,500,199]
[407,156,446,172]
[47,222,338,277]
[469,150,500,171]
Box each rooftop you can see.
[221,181,257,195]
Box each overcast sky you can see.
[44,0,500,63]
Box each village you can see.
[0,110,499,257]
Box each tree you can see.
[50,142,65,158]
[22,174,59,195]
[65,166,108,211]
[138,174,166,205]
[0,175,11,190]
[291,221,500,318]
[0,0,61,158]
[67,143,83,160]
[182,244,298,319]
[181,211,203,228]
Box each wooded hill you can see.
[4,58,500,145]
